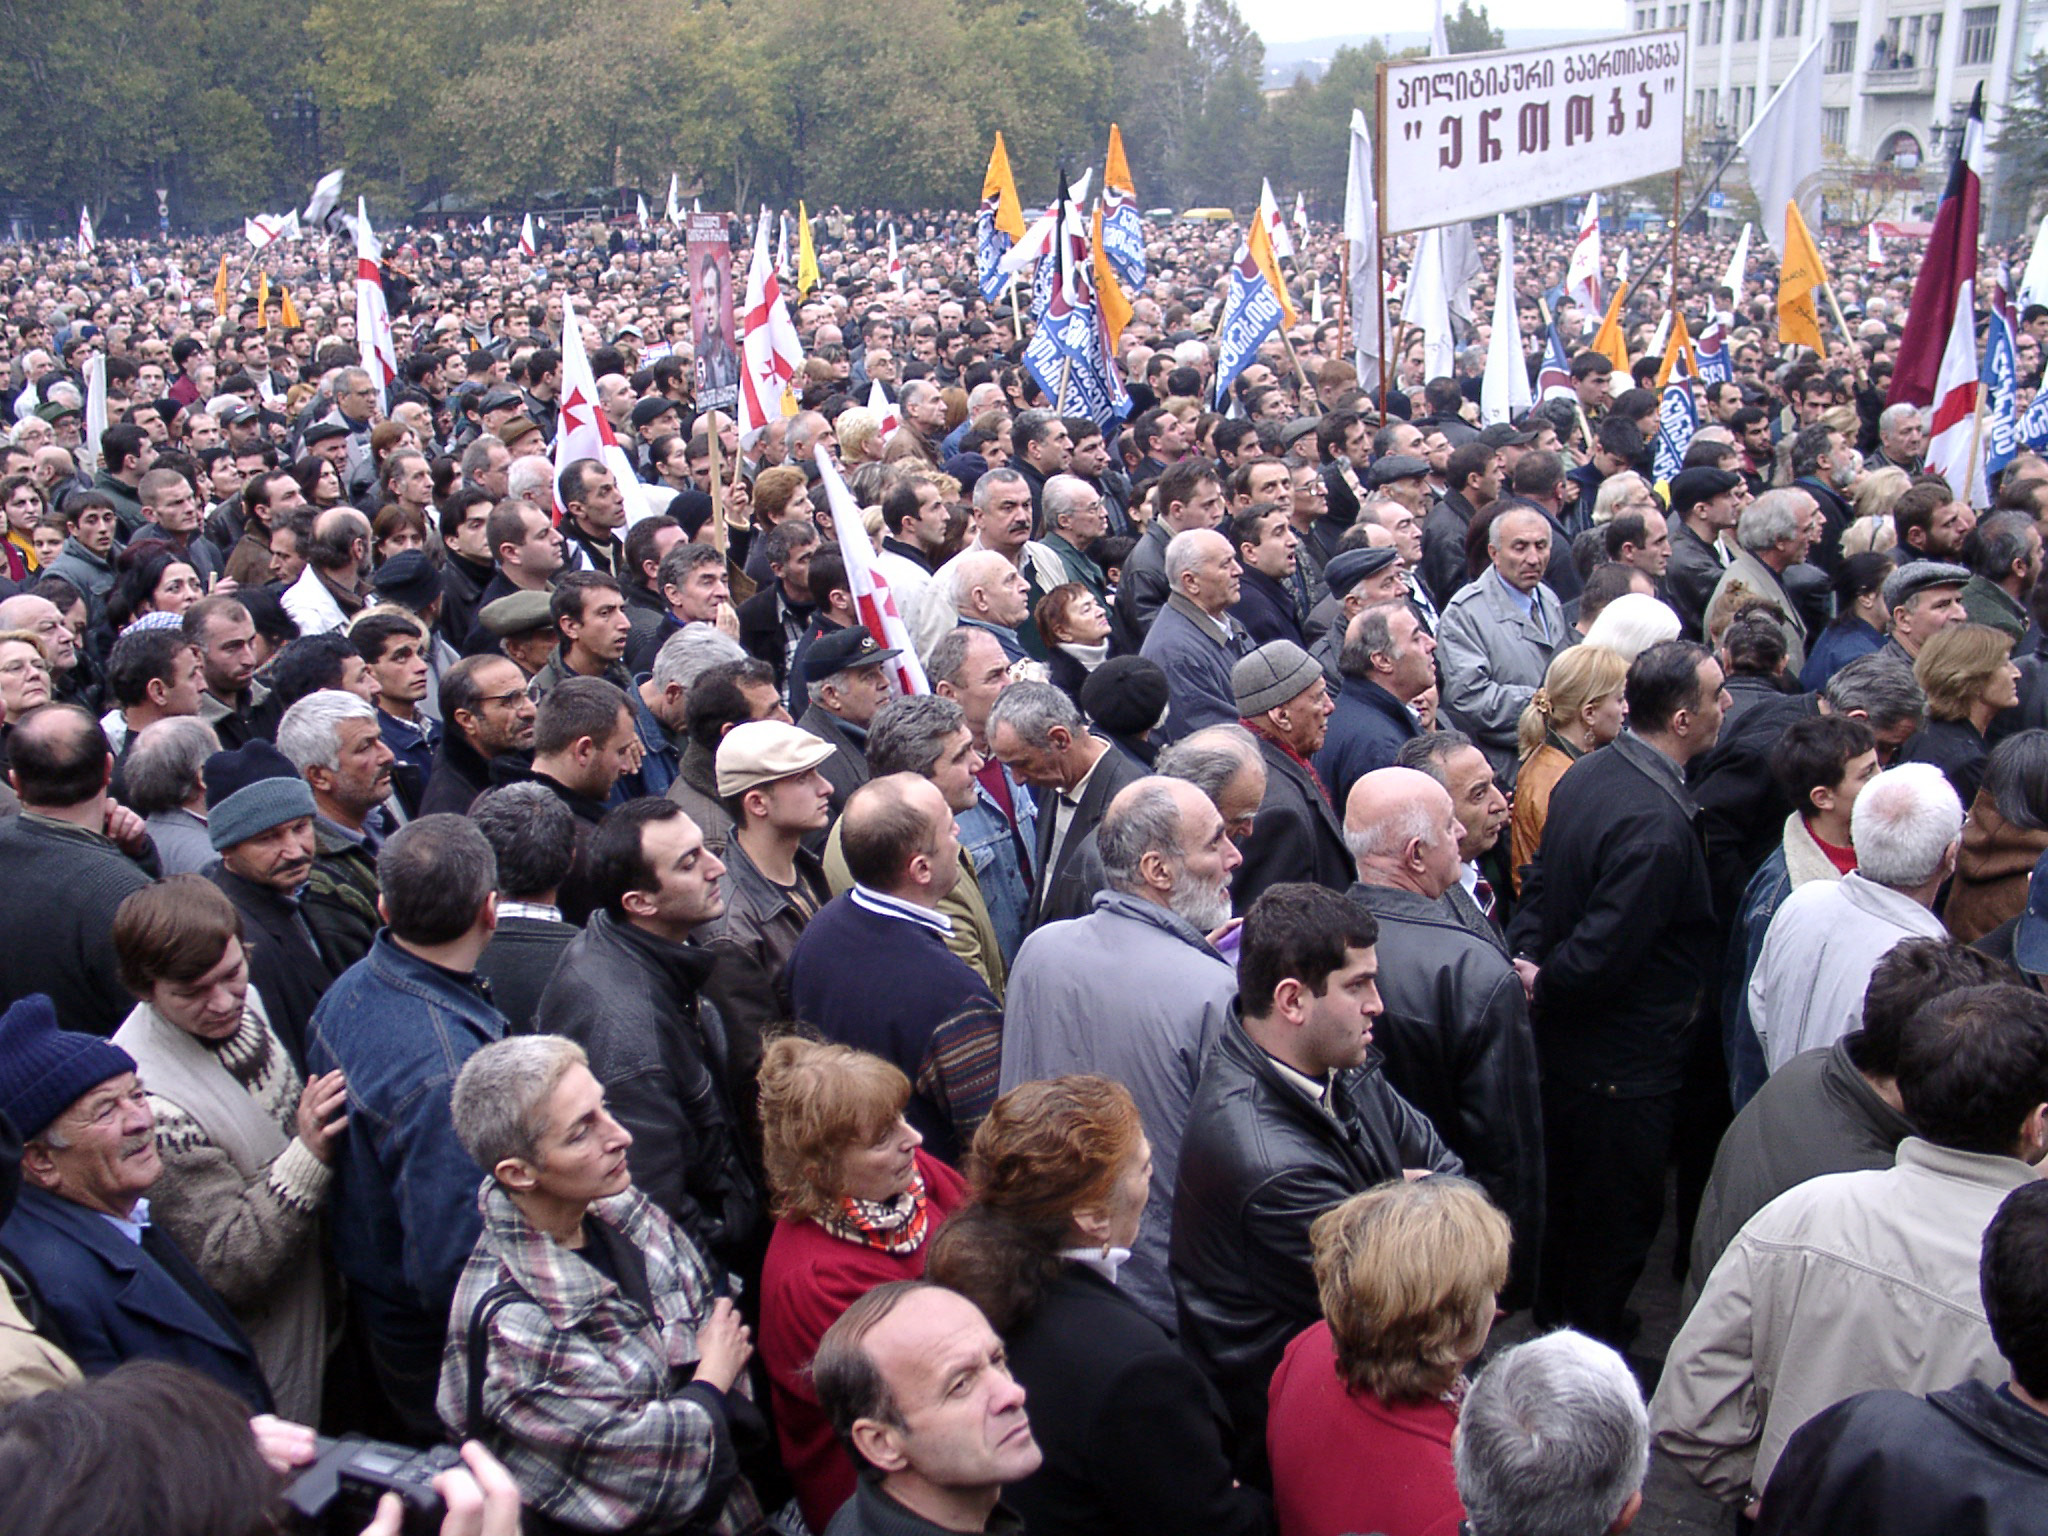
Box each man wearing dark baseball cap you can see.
[795,626,900,819]
[1666,465,1745,639]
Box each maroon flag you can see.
[1891,86,1984,411]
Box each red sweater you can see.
[1267,1320,1465,1536]
[758,1150,968,1534]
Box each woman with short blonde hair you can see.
[756,1036,967,1533]
[1901,621,2021,807]
[1266,1177,1511,1536]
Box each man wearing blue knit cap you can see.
[0,993,272,1411]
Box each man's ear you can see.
[847,1417,912,1475]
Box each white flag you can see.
[1407,228,1456,383]
[814,448,929,697]
[1001,170,1093,277]
[77,206,94,256]
[2020,217,2048,309]
[303,169,345,231]
[1481,214,1532,425]
[1344,109,1390,390]
[637,194,650,230]
[1258,178,1296,262]
[1722,221,1751,310]
[1293,190,1308,239]
[667,174,683,228]
[738,208,803,444]
[867,379,901,442]
[1867,222,1884,270]
[1616,247,1631,285]
[1740,39,1826,256]
[1566,194,1602,315]
[552,291,654,527]
[1311,273,1324,325]
[888,225,904,292]
[83,351,108,472]
[354,198,397,415]
[519,213,536,259]
[1431,0,1450,54]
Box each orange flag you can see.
[1590,282,1631,375]
[212,255,229,316]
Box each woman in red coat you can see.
[756,1036,967,1534]
[1267,1176,1511,1536]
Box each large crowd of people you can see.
[2,198,2048,1536]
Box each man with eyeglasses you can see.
[419,653,538,817]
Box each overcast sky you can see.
[1235,0,1629,47]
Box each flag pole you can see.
[1376,236,1390,421]
[1339,241,1351,368]
[707,419,728,556]
[1822,283,1864,381]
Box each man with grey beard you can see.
[996,776,1243,1331]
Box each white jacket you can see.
[1749,871,1947,1073]
[1651,1137,2041,1505]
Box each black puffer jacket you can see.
[535,911,766,1288]
[1345,881,1545,1308]
[1169,1017,1460,1485]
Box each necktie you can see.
[1473,876,1495,919]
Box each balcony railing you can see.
[1864,63,1933,93]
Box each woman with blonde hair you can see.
[1845,465,1909,554]
[755,1035,967,1534]
[1267,1177,1511,1536]
[834,406,886,464]
[926,1075,1270,1536]
[1510,644,1629,889]
[1900,621,2022,808]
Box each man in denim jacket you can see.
[308,813,508,1439]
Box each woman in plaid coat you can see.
[437,1035,765,1534]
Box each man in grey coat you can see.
[999,776,1242,1330]
[1139,527,1257,744]
[1707,488,1819,677]
[1437,505,1568,784]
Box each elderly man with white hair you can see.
[1869,401,1927,474]
[1707,488,1818,674]
[1456,1330,1650,1536]
[1139,526,1256,743]
[1748,761,1962,1074]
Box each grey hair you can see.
[1590,472,1646,525]
[1736,488,1805,553]
[1454,1330,1648,1536]
[1097,778,1188,895]
[1394,727,1477,787]
[926,625,983,688]
[1851,762,1963,887]
[1041,474,1095,531]
[469,782,577,901]
[1879,402,1924,437]
[1164,527,1217,587]
[505,455,554,503]
[651,620,745,692]
[1824,653,1925,733]
[971,466,1029,512]
[868,694,967,777]
[451,1035,590,1175]
[121,716,222,817]
[1343,789,1447,864]
[1156,724,1262,804]
[1487,504,1551,547]
[1984,729,2048,833]
[987,679,1083,749]
[948,549,1014,609]
[276,687,375,774]
[460,435,508,479]
[1971,511,2037,584]
[1338,602,1408,680]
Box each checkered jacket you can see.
[437,1181,763,1534]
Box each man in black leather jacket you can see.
[1170,881,1460,1486]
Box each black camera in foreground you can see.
[283,1435,467,1535]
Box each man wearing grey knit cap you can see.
[0,992,272,1410]
[203,740,334,1070]
[1231,639,1350,911]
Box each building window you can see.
[1827,21,1856,71]
[1823,107,1848,144]
[1961,6,1997,64]
[1711,0,1726,40]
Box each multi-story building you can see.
[1636,0,2036,232]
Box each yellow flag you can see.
[1655,308,1698,388]
[1093,206,1132,355]
[1590,281,1631,376]
[1247,212,1298,330]
[212,255,229,317]
[982,132,1026,242]
[1778,200,1829,358]
[1104,123,1136,200]
[796,200,820,299]
[256,271,270,331]
[279,285,302,330]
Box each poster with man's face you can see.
[687,212,738,410]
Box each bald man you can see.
[1344,767,1544,1303]
[1141,527,1255,743]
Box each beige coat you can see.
[1651,1138,2042,1505]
